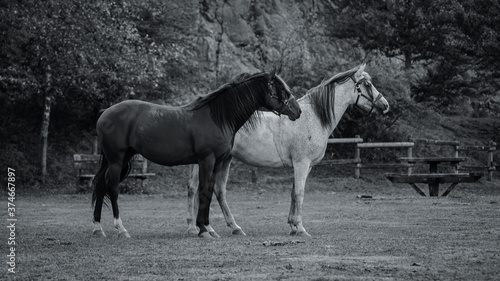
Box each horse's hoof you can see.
[118,231,131,238]
[209,231,221,238]
[232,229,247,236]
[92,229,106,237]
[198,231,213,239]
[296,231,312,237]
[187,227,199,236]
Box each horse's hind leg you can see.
[93,156,109,237]
[107,160,131,238]
[214,156,246,235]
[190,157,245,236]
[186,164,200,235]
[93,179,107,237]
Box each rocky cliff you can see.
[174,0,368,97]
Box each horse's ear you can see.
[268,68,276,80]
[355,63,366,79]
[276,63,283,74]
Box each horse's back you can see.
[97,100,154,136]
[97,99,223,166]
[99,100,152,121]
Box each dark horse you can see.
[91,70,302,238]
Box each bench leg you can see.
[87,178,93,191]
[77,178,86,193]
[428,164,439,197]
[428,181,440,197]
[441,183,458,197]
[409,183,426,196]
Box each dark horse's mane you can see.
[188,72,273,132]
[301,65,361,129]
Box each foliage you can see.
[1,0,201,118]
[0,0,200,186]
[412,0,500,105]
[323,0,500,106]
[324,0,448,68]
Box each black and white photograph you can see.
[1,0,499,280]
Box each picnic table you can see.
[385,157,482,196]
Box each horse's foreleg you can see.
[189,161,231,238]
[197,156,216,238]
[288,162,312,237]
[108,163,131,238]
[186,165,200,235]
[203,160,228,238]
[214,156,246,235]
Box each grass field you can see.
[3,176,500,280]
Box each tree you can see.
[324,0,461,70]
[0,0,167,183]
[411,0,500,103]
[323,0,500,104]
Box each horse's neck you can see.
[227,105,261,136]
[330,83,354,134]
[300,82,354,136]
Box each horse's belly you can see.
[148,154,197,166]
[136,132,197,166]
[232,140,284,168]
[141,148,197,166]
[233,150,283,167]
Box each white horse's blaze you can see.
[370,85,390,114]
[187,65,390,237]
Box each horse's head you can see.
[351,64,390,114]
[264,69,302,121]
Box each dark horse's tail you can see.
[91,151,133,208]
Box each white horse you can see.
[187,64,389,237]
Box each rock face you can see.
[190,0,364,90]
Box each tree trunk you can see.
[40,66,52,184]
[404,49,412,70]
[214,0,227,86]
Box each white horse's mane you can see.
[301,65,367,128]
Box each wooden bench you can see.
[73,154,155,191]
[412,138,497,181]
[386,157,483,196]
[386,172,482,196]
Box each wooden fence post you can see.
[93,136,98,155]
[355,135,361,179]
[142,158,148,174]
[407,146,413,175]
[488,141,496,181]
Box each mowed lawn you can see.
[3,180,500,280]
